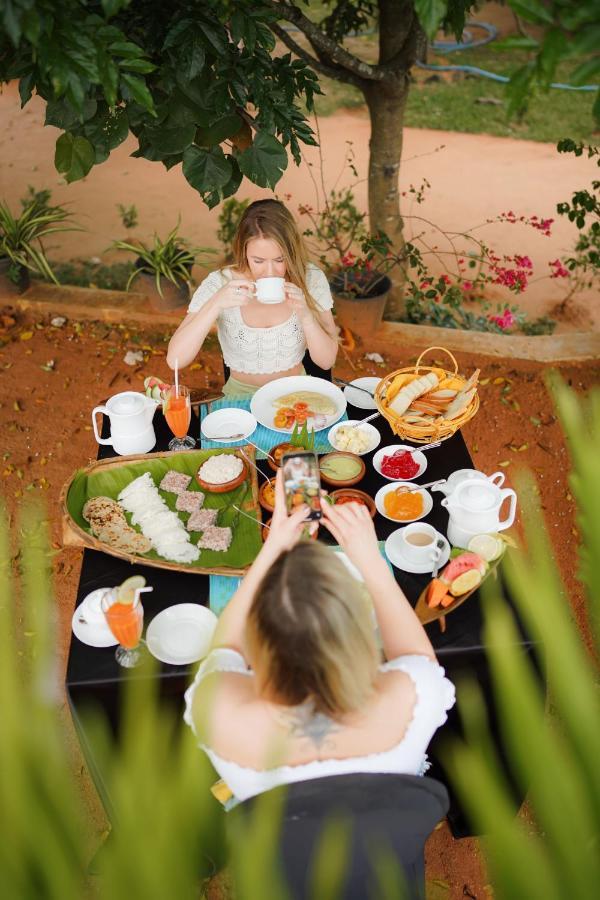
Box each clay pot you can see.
[0,257,30,296]
[134,262,190,312]
[330,273,391,338]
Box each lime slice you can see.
[467,533,504,562]
[117,575,146,605]
[449,569,482,597]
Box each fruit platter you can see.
[60,448,262,576]
[414,534,510,625]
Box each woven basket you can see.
[374,346,479,444]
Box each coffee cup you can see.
[400,523,442,566]
[255,276,285,304]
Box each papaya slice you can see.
[427,577,450,608]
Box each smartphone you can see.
[281,451,322,521]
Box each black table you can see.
[66,398,534,838]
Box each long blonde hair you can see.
[231,199,321,315]
[246,542,379,717]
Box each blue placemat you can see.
[199,397,348,459]
[209,541,392,616]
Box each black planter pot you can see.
[329,273,392,337]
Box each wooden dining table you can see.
[66,393,537,838]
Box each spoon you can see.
[394,479,446,494]
[232,504,267,528]
[333,378,375,398]
[239,448,271,483]
[205,431,274,462]
[350,412,381,429]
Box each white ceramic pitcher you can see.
[441,477,517,535]
[92,391,158,456]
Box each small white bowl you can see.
[374,482,433,523]
[372,444,427,481]
[327,420,381,456]
[201,408,257,444]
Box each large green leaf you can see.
[195,113,243,147]
[182,145,232,194]
[237,130,288,189]
[65,449,262,570]
[413,0,447,39]
[144,122,196,155]
[508,0,555,25]
[121,72,156,114]
[202,156,243,209]
[54,133,95,182]
[84,106,129,153]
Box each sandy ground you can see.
[0,80,597,331]
[1,304,598,898]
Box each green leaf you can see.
[144,122,196,155]
[570,58,600,88]
[237,131,287,189]
[2,0,21,46]
[182,145,232,196]
[178,36,206,82]
[98,53,119,108]
[413,0,447,39]
[54,133,95,182]
[508,0,555,26]
[118,58,156,74]
[101,0,128,17]
[495,35,540,51]
[195,114,243,147]
[83,106,129,152]
[108,41,146,58]
[121,73,156,115]
[201,157,242,209]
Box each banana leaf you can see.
[62,448,262,575]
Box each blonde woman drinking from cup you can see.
[167,199,338,397]
[184,472,455,803]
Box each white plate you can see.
[372,444,428,482]
[146,603,217,666]
[71,589,118,648]
[327,420,381,456]
[375,483,433,523]
[201,408,257,444]
[385,530,450,575]
[342,377,380,411]
[251,375,346,434]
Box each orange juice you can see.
[105,602,143,649]
[165,395,191,438]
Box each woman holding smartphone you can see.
[167,199,338,397]
[184,475,455,802]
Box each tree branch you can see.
[267,1,384,82]
[270,22,366,89]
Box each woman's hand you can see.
[320,500,382,576]
[285,282,313,325]
[262,468,310,556]
[211,278,254,311]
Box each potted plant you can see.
[0,187,79,295]
[112,224,215,312]
[299,187,398,337]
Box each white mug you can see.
[400,523,443,566]
[255,276,285,304]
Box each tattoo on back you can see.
[276,700,340,754]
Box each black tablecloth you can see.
[66,396,534,837]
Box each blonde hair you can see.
[246,542,379,717]
[232,199,321,315]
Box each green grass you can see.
[307,39,597,143]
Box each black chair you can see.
[222,350,333,387]
[229,773,449,900]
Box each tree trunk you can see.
[364,78,410,318]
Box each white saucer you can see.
[146,603,217,666]
[372,445,428,482]
[201,408,257,444]
[343,377,380,410]
[71,589,118,648]
[385,530,450,574]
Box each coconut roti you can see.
[273,391,337,416]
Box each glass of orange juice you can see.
[164,384,195,451]
[101,577,146,668]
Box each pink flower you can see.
[420,279,432,288]
[462,281,473,291]
[514,255,533,270]
[489,307,516,331]
[341,252,355,267]
[440,274,451,285]
[549,259,569,278]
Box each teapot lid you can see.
[108,392,145,416]
[456,480,496,510]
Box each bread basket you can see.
[374,346,479,443]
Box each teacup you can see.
[255,276,285,304]
[400,523,443,566]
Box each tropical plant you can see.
[447,376,600,899]
[0,188,80,284]
[111,224,215,298]
[117,202,139,230]
[217,197,250,261]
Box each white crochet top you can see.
[184,649,455,803]
[187,264,334,374]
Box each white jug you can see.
[441,477,517,536]
[92,391,158,456]
[433,468,505,497]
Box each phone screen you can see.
[281,451,322,521]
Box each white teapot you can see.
[441,478,517,536]
[433,468,505,497]
[92,391,158,456]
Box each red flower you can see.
[462,281,473,291]
[420,279,432,288]
[549,259,569,278]
[440,273,451,285]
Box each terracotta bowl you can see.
[258,478,276,513]
[330,488,376,518]
[267,442,298,472]
[196,456,248,493]
[319,452,366,488]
